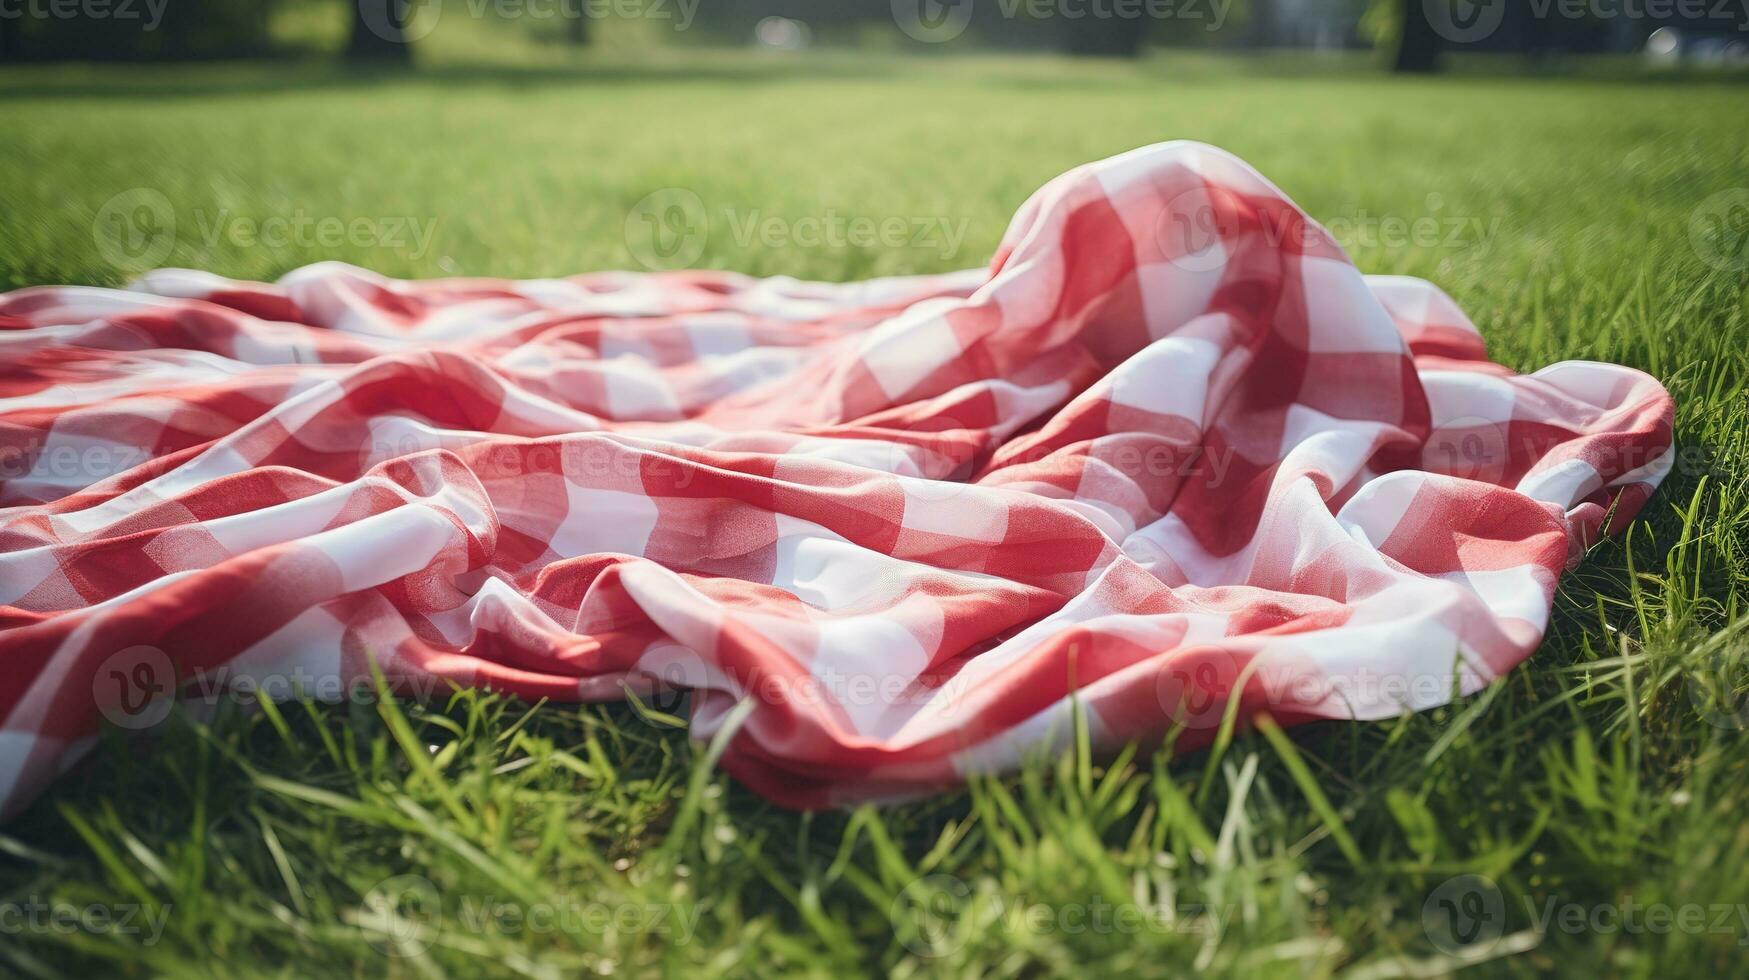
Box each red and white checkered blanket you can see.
[0,142,1673,818]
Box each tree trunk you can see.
[1059,16,1147,57]
[1520,3,1553,65]
[1248,0,1277,49]
[1394,0,1442,72]
[348,0,415,63]
[259,0,276,52]
[568,9,589,45]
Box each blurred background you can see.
[1,0,1744,294]
[0,0,1745,72]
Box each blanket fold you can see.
[0,142,1672,817]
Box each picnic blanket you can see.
[0,142,1674,818]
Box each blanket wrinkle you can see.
[0,141,1672,818]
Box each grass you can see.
[1,40,1748,978]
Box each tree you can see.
[1059,14,1149,56]
[1248,0,1278,49]
[348,0,415,63]
[1394,0,1442,72]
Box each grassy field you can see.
[1,44,1747,978]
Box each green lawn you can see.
[1,47,1747,977]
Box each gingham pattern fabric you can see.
[0,142,1673,818]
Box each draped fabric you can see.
[0,143,1673,818]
